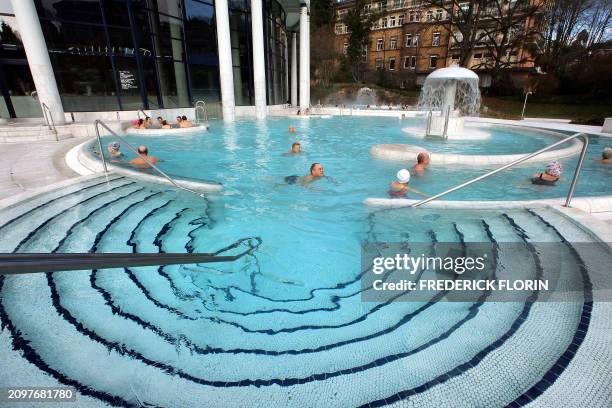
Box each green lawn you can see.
[481,97,612,122]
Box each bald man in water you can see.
[129,145,159,169]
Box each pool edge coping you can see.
[66,139,224,193]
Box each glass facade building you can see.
[0,0,290,116]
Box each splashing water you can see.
[417,67,481,117]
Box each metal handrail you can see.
[411,132,589,208]
[41,102,58,141]
[94,120,206,198]
[194,100,208,124]
[137,109,149,120]
[442,106,451,139]
[0,237,262,275]
[425,110,432,135]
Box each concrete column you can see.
[284,33,289,103]
[214,0,235,122]
[291,31,298,107]
[251,0,267,119]
[299,6,310,110]
[11,0,65,124]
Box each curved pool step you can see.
[0,178,605,408]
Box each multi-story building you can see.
[334,0,543,89]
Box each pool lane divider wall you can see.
[372,126,583,166]
[124,125,209,136]
[66,140,223,193]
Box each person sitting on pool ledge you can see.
[412,152,430,175]
[129,145,159,169]
[531,161,562,186]
[388,169,428,198]
[595,146,612,164]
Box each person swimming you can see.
[388,169,428,198]
[412,152,430,175]
[285,163,335,187]
[531,161,562,186]
[288,125,296,132]
[289,142,301,154]
[595,146,612,164]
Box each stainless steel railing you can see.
[94,119,206,198]
[136,109,149,120]
[442,106,451,139]
[194,100,208,124]
[41,102,58,141]
[0,237,262,275]
[411,132,589,208]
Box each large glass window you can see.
[0,6,43,118]
[264,0,287,105]
[29,0,220,111]
[229,0,254,105]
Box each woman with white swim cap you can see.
[388,169,428,198]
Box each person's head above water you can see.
[176,116,182,122]
[137,145,149,155]
[603,147,612,160]
[545,161,563,178]
[107,141,120,153]
[396,169,411,184]
[310,163,324,177]
[181,115,188,121]
[156,116,163,123]
[416,152,430,167]
[145,116,152,124]
[291,142,301,153]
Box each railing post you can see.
[411,133,588,208]
[564,134,589,208]
[94,120,109,173]
[443,106,451,139]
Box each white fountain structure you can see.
[405,66,488,140]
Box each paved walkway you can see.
[0,138,82,200]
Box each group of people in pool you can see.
[133,115,194,130]
[385,145,612,199]
[108,129,612,193]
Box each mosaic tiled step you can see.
[0,176,602,407]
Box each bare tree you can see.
[424,0,489,66]
[540,0,611,74]
[312,25,339,87]
[343,0,381,81]
[470,0,545,88]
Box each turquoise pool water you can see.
[0,117,607,406]
[96,116,611,202]
[0,175,600,407]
